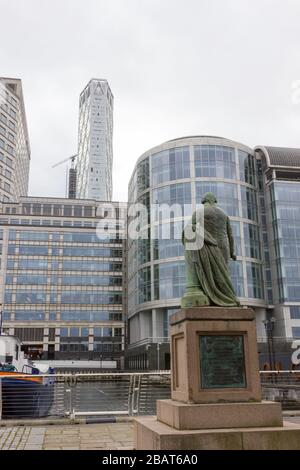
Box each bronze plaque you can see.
[200,335,246,389]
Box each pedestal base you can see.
[134,416,300,450]
[180,289,209,308]
[157,399,283,430]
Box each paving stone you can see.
[24,445,43,450]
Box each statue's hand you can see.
[231,254,237,261]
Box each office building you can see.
[76,79,113,201]
[254,146,300,342]
[0,78,30,202]
[126,136,300,370]
[0,196,126,366]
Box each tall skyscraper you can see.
[0,78,30,202]
[76,79,113,201]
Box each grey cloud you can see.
[1,0,300,202]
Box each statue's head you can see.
[201,192,217,204]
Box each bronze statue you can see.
[181,192,240,308]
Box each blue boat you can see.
[0,335,55,419]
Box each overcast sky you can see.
[1,0,300,202]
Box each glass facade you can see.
[152,147,190,185]
[271,181,300,302]
[1,197,125,362]
[127,137,265,368]
[194,145,236,179]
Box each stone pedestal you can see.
[156,400,282,430]
[134,307,300,450]
[170,307,261,403]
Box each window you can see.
[70,327,80,337]
[60,290,122,304]
[246,262,263,299]
[84,206,93,217]
[42,204,52,216]
[196,181,239,217]
[194,145,236,179]
[53,205,61,216]
[6,157,13,168]
[74,206,82,217]
[5,169,12,179]
[32,204,41,215]
[3,182,10,193]
[241,186,258,221]
[152,183,192,221]
[63,205,72,216]
[154,261,186,300]
[9,108,16,119]
[16,291,47,303]
[292,327,300,338]
[15,311,45,321]
[239,151,256,186]
[22,204,31,215]
[6,144,14,155]
[9,121,15,131]
[19,245,48,255]
[103,327,113,337]
[243,223,260,259]
[290,306,300,319]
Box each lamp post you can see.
[157,342,161,371]
[263,317,277,371]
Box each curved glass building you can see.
[127,136,267,369]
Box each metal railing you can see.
[127,337,170,349]
[2,370,300,421]
[0,372,171,420]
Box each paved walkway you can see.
[0,422,133,450]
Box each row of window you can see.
[3,310,122,322]
[0,218,124,230]
[132,259,264,304]
[5,274,122,286]
[4,290,122,304]
[0,100,17,120]
[132,145,257,196]
[7,245,123,257]
[8,230,121,243]
[60,343,122,353]
[0,138,14,156]
[150,182,258,222]
[0,111,17,131]
[60,327,122,337]
[132,219,260,265]
[3,203,124,219]
[7,259,122,271]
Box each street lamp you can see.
[263,317,277,371]
[157,342,161,371]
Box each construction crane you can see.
[52,154,77,169]
[51,154,78,199]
